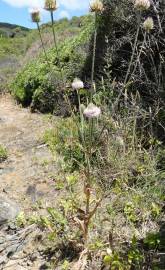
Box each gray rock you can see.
[0,195,20,225]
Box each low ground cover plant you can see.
[0,145,7,162]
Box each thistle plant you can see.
[71,77,103,244]
[30,8,50,68]
[143,17,154,32]
[77,101,102,244]
[90,0,104,99]
[123,0,151,104]
[72,78,84,114]
[132,17,154,76]
[72,78,85,140]
[44,0,64,84]
[134,0,151,11]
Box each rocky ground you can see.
[0,95,58,269]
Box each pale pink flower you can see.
[72,78,84,90]
[83,103,101,118]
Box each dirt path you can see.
[0,95,60,269]
[0,95,58,209]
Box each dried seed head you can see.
[134,0,150,11]
[90,0,104,13]
[143,17,154,32]
[72,78,84,90]
[30,8,41,23]
[83,103,101,118]
[44,0,58,11]
[115,136,125,147]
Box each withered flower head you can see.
[30,8,41,23]
[134,0,150,11]
[143,17,154,32]
[90,0,104,13]
[44,0,58,11]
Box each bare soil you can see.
[0,95,58,269]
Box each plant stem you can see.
[131,32,147,77]
[50,11,64,84]
[91,12,97,100]
[124,11,141,104]
[124,12,141,84]
[77,91,85,143]
[36,22,50,68]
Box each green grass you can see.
[0,145,7,162]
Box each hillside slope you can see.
[12,15,93,111]
[0,22,29,37]
[0,23,34,93]
[0,16,92,94]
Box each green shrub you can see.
[12,15,94,112]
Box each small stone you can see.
[0,195,20,225]
[30,252,38,262]
[8,223,17,230]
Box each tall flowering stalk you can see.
[71,77,102,244]
[90,0,104,99]
[70,1,104,241]
[132,17,154,76]
[30,8,50,68]
[124,11,141,85]
[72,78,85,141]
[82,103,101,243]
[44,0,64,83]
[124,0,151,103]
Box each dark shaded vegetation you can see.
[96,0,165,140]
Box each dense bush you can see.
[93,0,165,139]
[12,15,93,113]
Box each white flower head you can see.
[72,78,84,90]
[143,17,154,32]
[134,0,150,10]
[83,103,101,118]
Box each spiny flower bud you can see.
[134,0,150,11]
[30,8,41,23]
[83,103,101,118]
[90,0,104,13]
[72,78,84,90]
[44,0,58,11]
[143,17,154,32]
